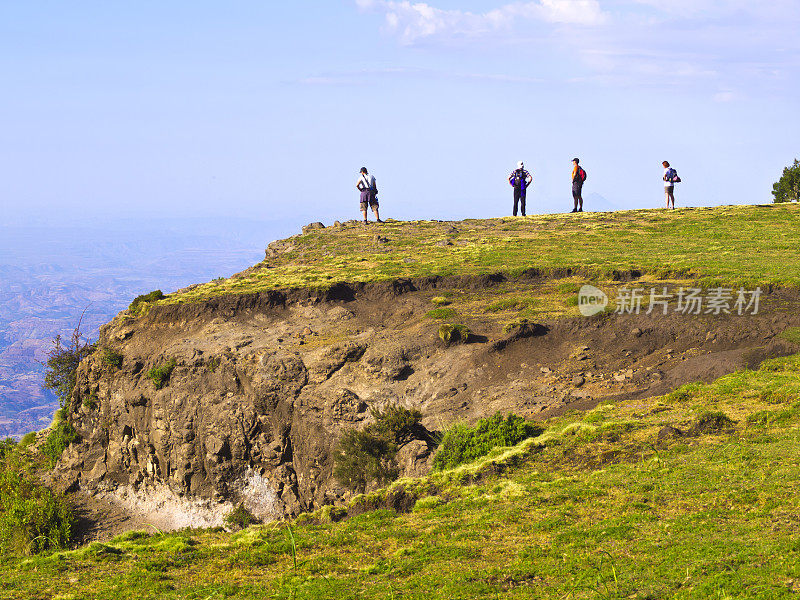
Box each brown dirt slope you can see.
[50,274,800,538]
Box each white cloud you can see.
[354,0,800,99]
[356,0,607,44]
[537,0,607,25]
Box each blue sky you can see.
[1,1,798,230]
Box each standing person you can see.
[570,158,586,212]
[508,161,532,216]
[357,167,382,224]
[662,161,679,209]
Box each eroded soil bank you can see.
[52,275,800,540]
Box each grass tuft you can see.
[147,358,177,390]
[426,307,458,320]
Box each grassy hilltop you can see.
[170,204,800,304]
[4,203,800,599]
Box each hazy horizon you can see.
[0,216,293,437]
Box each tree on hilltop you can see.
[772,159,800,203]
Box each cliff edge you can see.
[51,207,800,530]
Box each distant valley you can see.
[0,218,289,437]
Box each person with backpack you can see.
[662,161,680,209]
[508,161,532,216]
[357,167,382,224]
[570,158,587,212]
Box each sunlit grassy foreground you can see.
[167,204,800,304]
[5,352,800,599]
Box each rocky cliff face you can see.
[54,275,800,526]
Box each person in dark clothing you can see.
[508,161,532,216]
[570,158,585,212]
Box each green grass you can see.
[0,436,75,557]
[432,413,543,470]
[6,355,800,598]
[484,297,537,313]
[438,323,471,344]
[129,289,165,313]
[147,358,176,390]
[425,307,457,320]
[157,204,800,304]
[40,420,79,468]
[779,326,800,345]
[100,348,123,368]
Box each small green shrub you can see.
[433,413,544,471]
[40,421,80,468]
[18,433,36,448]
[82,395,98,410]
[370,405,423,445]
[206,357,221,373]
[129,290,165,313]
[148,358,177,390]
[425,307,457,320]
[52,409,65,425]
[689,411,735,435]
[224,505,258,531]
[430,296,451,306]
[101,348,123,368]
[0,468,74,555]
[0,438,16,460]
[333,404,424,493]
[333,430,398,494]
[438,323,471,345]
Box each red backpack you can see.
[578,167,587,182]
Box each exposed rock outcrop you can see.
[54,279,800,524]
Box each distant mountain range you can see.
[0,217,292,437]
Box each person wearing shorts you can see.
[357,167,382,223]
[663,161,676,209]
[571,158,584,212]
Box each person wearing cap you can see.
[508,161,532,216]
[570,158,585,213]
[357,167,382,224]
